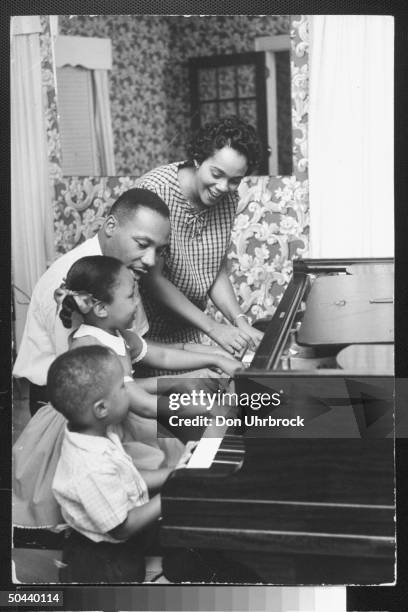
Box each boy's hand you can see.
[174,441,198,469]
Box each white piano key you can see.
[185,436,223,469]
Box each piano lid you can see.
[297,272,394,346]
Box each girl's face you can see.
[194,146,248,207]
[103,356,130,424]
[105,266,139,331]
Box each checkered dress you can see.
[136,162,238,345]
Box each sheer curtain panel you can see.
[11,16,55,349]
[308,15,394,257]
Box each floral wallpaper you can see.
[223,15,309,321]
[59,14,290,176]
[41,14,309,331]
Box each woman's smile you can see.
[196,146,248,207]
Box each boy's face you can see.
[103,356,130,424]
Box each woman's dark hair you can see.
[188,115,262,174]
[59,255,124,328]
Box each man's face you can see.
[104,206,170,280]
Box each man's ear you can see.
[93,302,108,319]
[93,398,108,420]
[103,215,119,238]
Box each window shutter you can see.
[56,66,100,175]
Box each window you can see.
[189,44,292,176]
[54,35,115,176]
[56,65,100,175]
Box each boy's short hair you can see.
[47,346,118,424]
[109,188,169,224]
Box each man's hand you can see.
[214,355,242,377]
[173,368,229,394]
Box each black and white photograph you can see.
[10,11,395,597]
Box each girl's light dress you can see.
[12,324,184,528]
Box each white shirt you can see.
[52,427,149,543]
[13,235,149,386]
[73,324,147,362]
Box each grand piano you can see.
[160,258,395,584]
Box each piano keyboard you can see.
[177,346,255,471]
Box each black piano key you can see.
[221,434,245,449]
[213,453,243,465]
[212,441,245,471]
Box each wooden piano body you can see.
[160,258,395,584]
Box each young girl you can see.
[13,255,241,529]
[59,255,238,417]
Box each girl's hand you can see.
[235,318,264,350]
[215,355,242,377]
[183,343,232,360]
[206,321,251,355]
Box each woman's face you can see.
[194,146,248,207]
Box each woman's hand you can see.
[206,321,252,355]
[235,318,264,350]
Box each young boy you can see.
[49,345,171,583]
[49,345,260,584]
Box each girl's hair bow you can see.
[54,282,96,314]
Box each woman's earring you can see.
[193,160,199,170]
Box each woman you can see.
[136,115,264,357]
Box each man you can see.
[14,188,170,415]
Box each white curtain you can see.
[11,16,55,349]
[308,15,394,257]
[93,69,116,175]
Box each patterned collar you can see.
[183,208,208,236]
